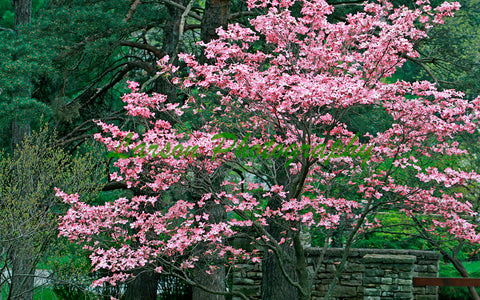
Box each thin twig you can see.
[159,0,202,20]
[0,27,14,33]
[170,0,197,63]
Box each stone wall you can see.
[232,248,440,300]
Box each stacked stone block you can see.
[231,248,440,300]
[411,251,440,300]
[363,254,416,300]
[232,263,262,300]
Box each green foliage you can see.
[0,0,54,141]
[0,126,104,295]
[0,0,14,28]
[438,261,480,300]
[0,0,47,28]
[353,212,430,250]
[0,0,171,148]
[403,0,480,96]
[53,284,95,300]
[0,28,54,130]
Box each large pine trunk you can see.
[189,2,230,300]
[200,0,230,43]
[10,2,34,298]
[11,121,31,152]
[14,0,31,28]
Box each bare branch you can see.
[329,0,364,6]
[185,24,202,31]
[120,40,166,59]
[229,11,259,20]
[171,0,196,62]
[69,60,155,107]
[158,0,202,20]
[0,27,14,33]
[401,54,456,86]
[56,134,94,147]
[123,0,142,22]
[406,55,439,84]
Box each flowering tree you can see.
[57,0,480,299]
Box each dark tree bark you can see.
[11,120,31,152]
[262,198,299,300]
[262,161,300,300]
[201,0,230,42]
[9,2,34,300]
[11,0,32,152]
[8,247,35,300]
[161,1,182,58]
[123,270,160,300]
[188,3,231,299]
[191,199,227,300]
[13,0,31,28]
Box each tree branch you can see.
[102,181,129,191]
[329,0,364,6]
[158,0,202,20]
[56,134,94,147]
[229,11,259,20]
[171,0,196,63]
[401,54,457,86]
[123,0,142,22]
[0,27,14,33]
[70,60,155,107]
[120,40,166,59]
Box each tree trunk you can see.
[161,3,182,57]
[11,121,31,153]
[191,198,226,300]
[442,252,480,300]
[8,246,35,300]
[189,3,231,299]
[13,0,31,28]
[191,254,226,300]
[11,0,32,151]
[201,0,229,43]
[261,217,299,300]
[262,159,300,299]
[123,269,160,300]
[9,3,33,297]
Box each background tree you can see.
[0,126,102,300]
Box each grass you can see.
[1,286,58,300]
[439,260,480,300]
